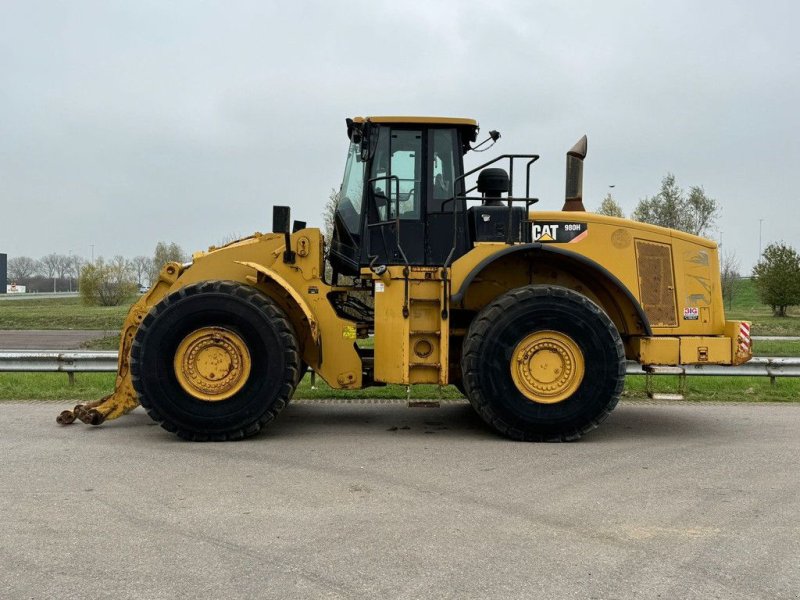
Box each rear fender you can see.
[451,244,652,338]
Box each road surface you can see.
[1,400,798,599]
[0,329,109,349]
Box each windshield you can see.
[337,142,365,236]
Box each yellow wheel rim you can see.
[510,330,585,404]
[173,327,252,402]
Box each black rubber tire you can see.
[461,285,625,442]
[130,280,300,441]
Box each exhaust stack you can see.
[562,135,587,212]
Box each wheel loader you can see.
[58,116,752,441]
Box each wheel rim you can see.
[173,327,252,402]
[510,330,585,404]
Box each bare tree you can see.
[218,232,244,246]
[38,253,64,292]
[720,250,740,310]
[150,242,186,282]
[130,255,151,287]
[67,255,84,292]
[38,253,60,279]
[7,256,38,281]
[55,254,71,280]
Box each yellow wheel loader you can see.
[58,116,752,441]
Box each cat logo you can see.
[533,222,588,243]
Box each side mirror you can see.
[272,206,291,234]
[272,206,295,264]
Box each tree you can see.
[720,250,740,310]
[38,253,70,292]
[150,242,186,282]
[595,193,624,218]
[752,243,800,317]
[218,232,244,246]
[65,255,84,292]
[79,257,138,306]
[7,256,38,281]
[38,253,61,280]
[130,255,151,287]
[323,188,339,243]
[631,173,718,236]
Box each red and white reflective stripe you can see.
[739,322,751,353]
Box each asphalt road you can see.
[0,329,109,350]
[1,400,798,599]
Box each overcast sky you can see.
[1,0,798,269]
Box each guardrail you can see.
[1,351,798,380]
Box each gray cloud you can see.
[1,0,797,268]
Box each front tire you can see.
[130,280,300,441]
[461,285,625,442]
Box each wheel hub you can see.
[174,327,251,401]
[510,330,585,404]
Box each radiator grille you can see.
[635,240,677,327]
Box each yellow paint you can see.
[633,337,680,364]
[510,330,585,403]
[352,116,477,127]
[371,266,449,385]
[235,260,320,343]
[173,327,252,401]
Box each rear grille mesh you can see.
[635,240,677,327]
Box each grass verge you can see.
[0,297,135,330]
[727,278,800,336]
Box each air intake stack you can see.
[562,135,587,212]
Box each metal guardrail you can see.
[0,351,798,378]
[0,351,118,372]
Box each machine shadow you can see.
[260,400,711,443]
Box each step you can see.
[648,392,685,401]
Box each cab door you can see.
[362,127,426,266]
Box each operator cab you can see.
[329,116,478,277]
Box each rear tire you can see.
[130,280,300,441]
[461,285,625,442]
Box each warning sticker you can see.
[374,282,385,293]
[683,307,699,320]
[533,222,588,243]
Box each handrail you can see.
[443,153,541,269]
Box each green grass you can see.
[623,375,800,403]
[2,371,798,403]
[0,297,135,330]
[726,278,800,336]
[752,339,800,357]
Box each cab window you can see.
[430,128,457,212]
[371,129,422,221]
[337,142,365,236]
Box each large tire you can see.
[461,285,625,442]
[130,280,300,441]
